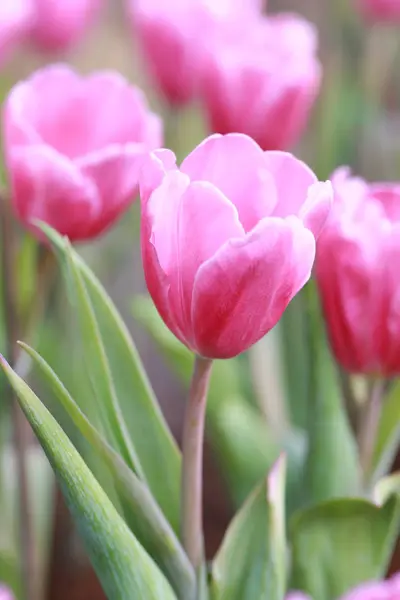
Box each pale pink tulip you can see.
[200,13,321,150]
[140,133,332,359]
[128,0,264,107]
[29,0,102,53]
[0,0,34,65]
[0,585,13,600]
[3,64,162,242]
[316,167,400,375]
[357,0,400,21]
[341,573,400,599]
[286,594,311,600]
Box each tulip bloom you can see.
[128,0,263,107]
[357,0,400,22]
[140,133,332,359]
[3,64,162,242]
[200,13,321,150]
[30,0,102,53]
[287,572,400,600]
[316,168,400,376]
[0,0,33,65]
[0,585,13,600]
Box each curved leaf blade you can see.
[0,357,177,600]
[211,456,287,600]
[19,342,195,600]
[39,223,181,533]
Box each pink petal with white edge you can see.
[299,180,333,238]
[139,149,177,206]
[9,144,99,241]
[147,172,245,342]
[192,215,315,358]
[181,133,277,232]
[12,65,160,158]
[263,151,317,220]
[77,143,146,237]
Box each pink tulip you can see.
[200,13,321,151]
[140,133,332,359]
[29,0,102,53]
[357,0,400,22]
[0,0,34,65]
[0,585,13,600]
[3,64,162,242]
[128,0,264,107]
[340,573,400,599]
[316,167,400,376]
[286,574,400,599]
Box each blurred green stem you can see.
[1,196,37,600]
[181,356,213,577]
[358,379,385,486]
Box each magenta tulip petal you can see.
[181,133,277,231]
[316,167,400,376]
[30,0,101,52]
[192,216,315,358]
[299,181,333,238]
[9,144,99,239]
[146,171,245,343]
[3,64,162,242]
[77,144,146,237]
[357,0,400,22]
[0,0,33,66]
[139,149,178,206]
[264,151,317,218]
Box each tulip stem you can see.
[181,356,213,574]
[1,198,37,600]
[358,379,385,486]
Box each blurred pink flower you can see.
[0,585,13,600]
[357,0,400,22]
[140,133,332,359]
[342,573,400,599]
[287,573,400,599]
[128,0,264,106]
[3,64,162,242]
[29,0,102,53]
[316,167,400,375]
[0,0,34,65]
[200,13,321,150]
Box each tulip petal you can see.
[8,144,99,241]
[299,180,333,238]
[77,143,146,237]
[263,151,317,219]
[146,172,245,344]
[13,65,160,158]
[181,133,277,232]
[139,149,178,206]
[192,216,315,358]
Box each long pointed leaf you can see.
[0,357,177,600]
[19,342,195,600]
[39,223,181,533]
[211,456,287,600]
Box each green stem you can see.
[1,198,37,600]
[181,356,213,575]
[357,379,385,486]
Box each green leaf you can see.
[211,457,287,600]
[19,342,195,600]
[372,381,400,483]
[302,282,361,505]
[374,472,400,505]
[290,496,400,600]
[39,223,181,533]
[0,358,177,600]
